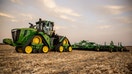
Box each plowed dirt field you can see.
[0,45,132,74]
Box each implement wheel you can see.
[96,48,100,51]
[32,35,42,44]
[121,48,123,52]
[109,49,113,53]
[24,46,32,54]
[42,46,49,53]
[59,46,64,52]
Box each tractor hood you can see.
[11,28,37,44]
[3,28,37,46]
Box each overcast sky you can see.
[0,0,132,45]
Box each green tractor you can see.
[3,18,72,53]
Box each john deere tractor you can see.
[3,18,72,53]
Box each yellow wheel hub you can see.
[63,39,68,45]
[59,46,64,52]
[25,46,32,54]
[68,46,72,52]
[32,36,42,44]
[42,46,49,53]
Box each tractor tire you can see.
[32,35,42,44]
[67,46,72,52]
[23,46,33,54]
[42,46,49,53]
[59,46,64,52]
[15,47,23,53]
[55,42,63,52]
[63,38,68,46]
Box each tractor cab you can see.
[29,18,55,36]
[36,18,55,36]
